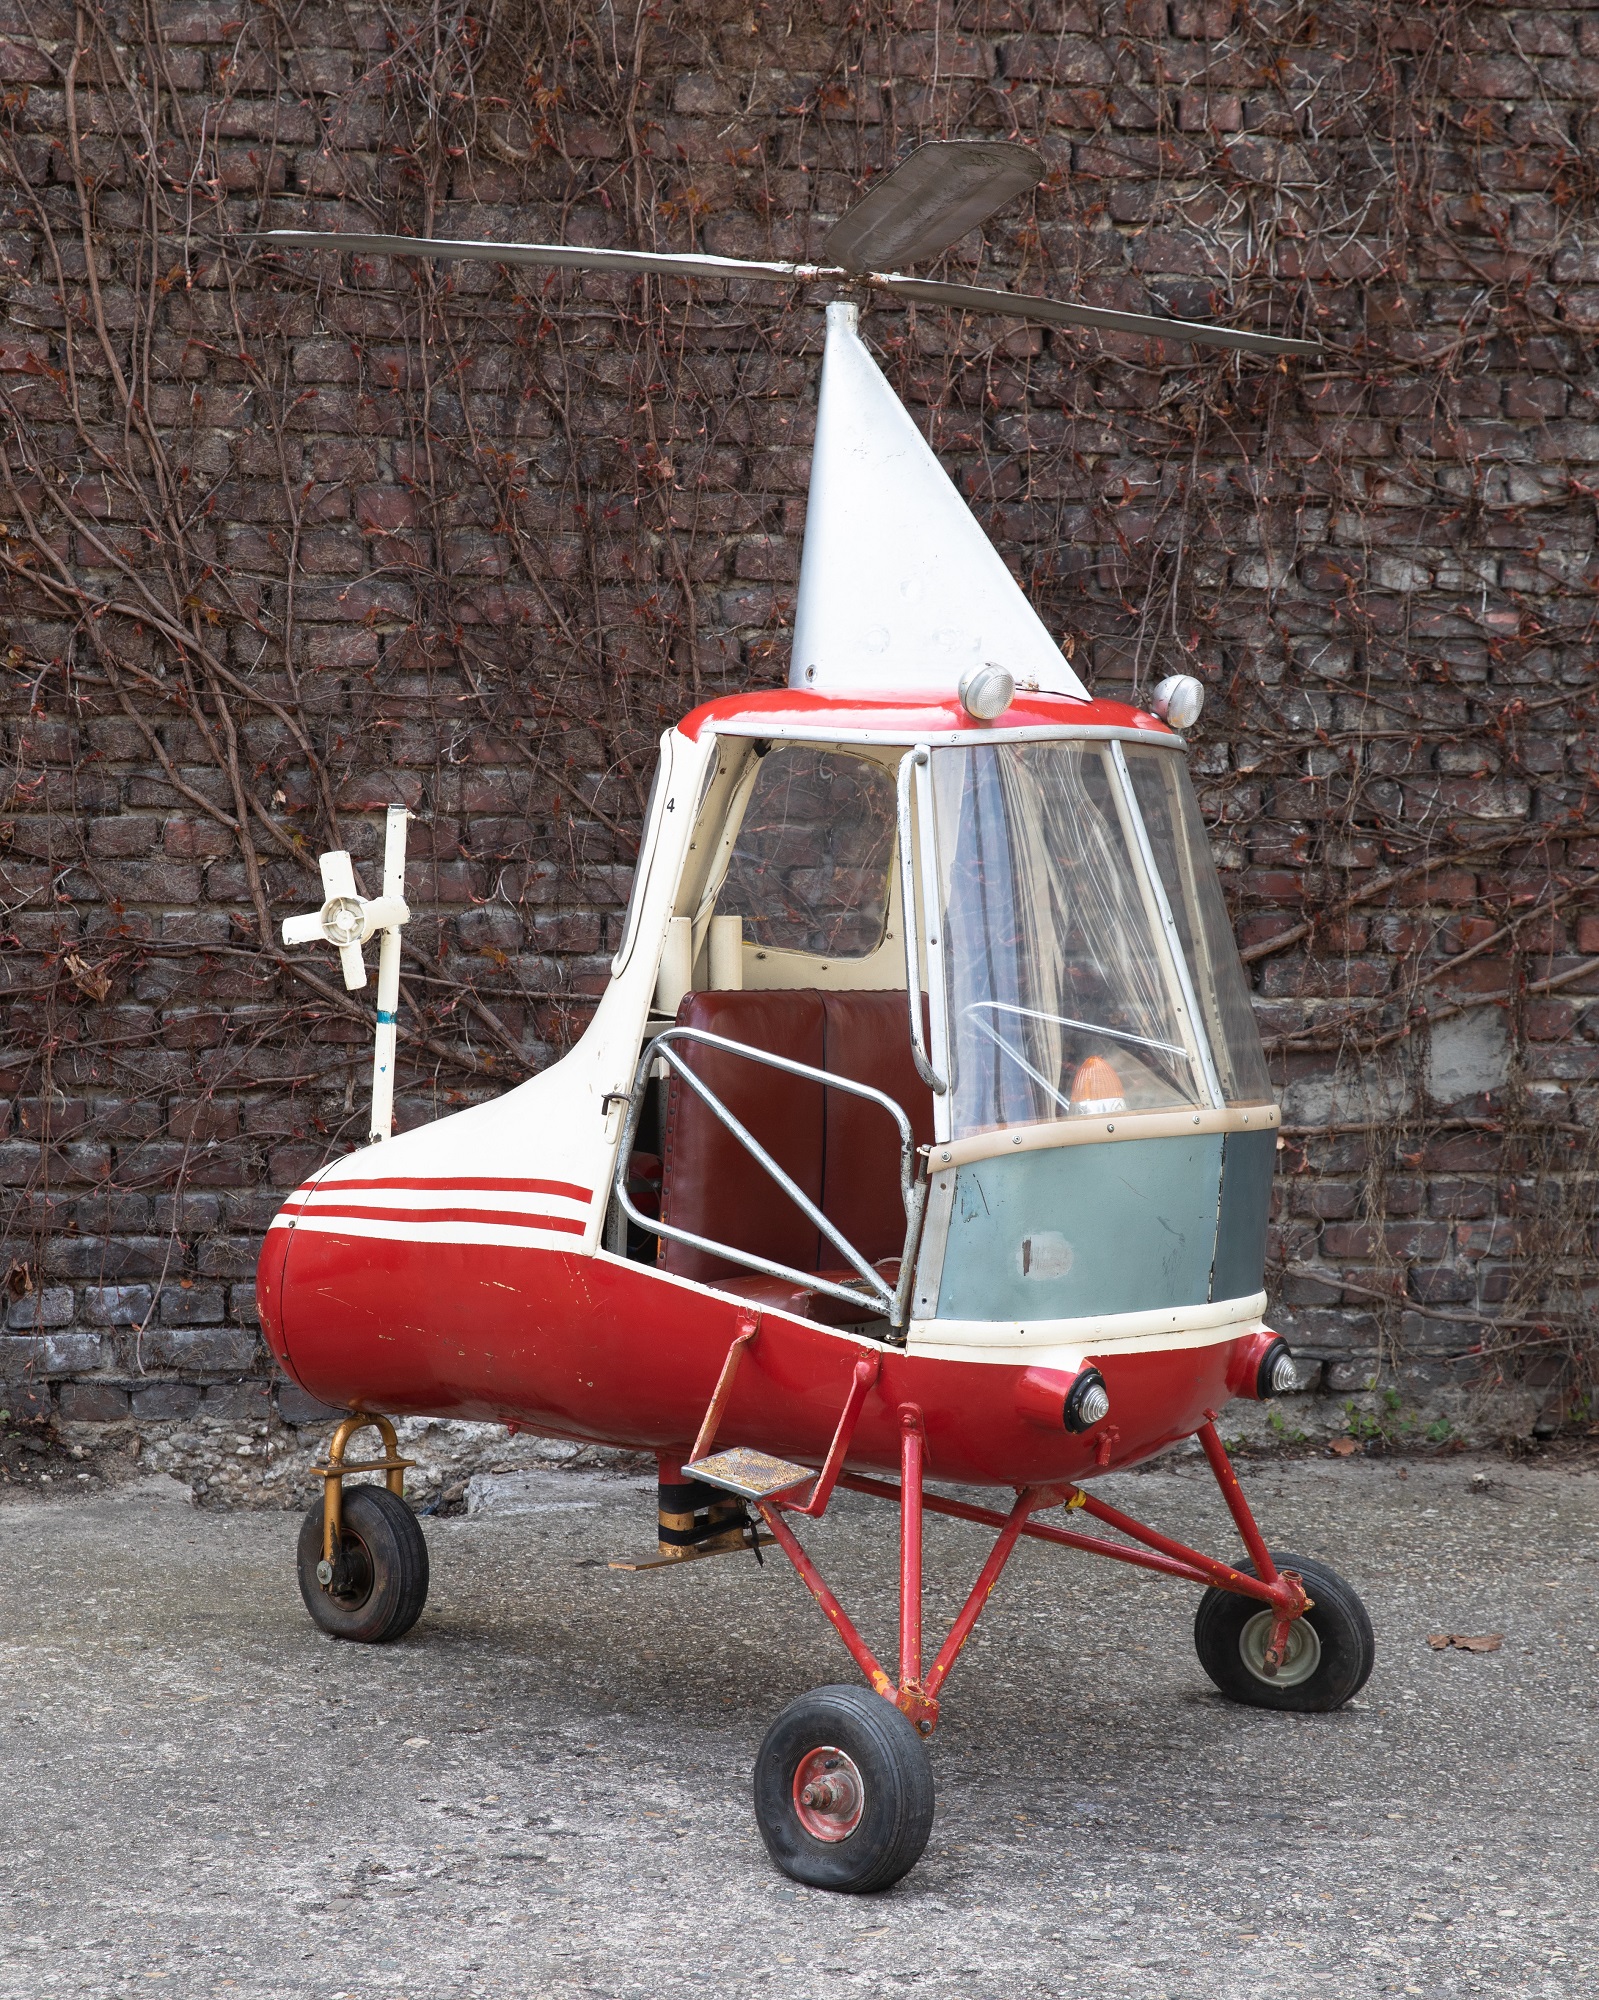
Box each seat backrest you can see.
[657,989,934,1285]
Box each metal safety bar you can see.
[612,1024,930,1335]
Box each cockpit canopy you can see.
[675,728,1269,1143]
[715,743,898,965]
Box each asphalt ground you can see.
[1,1449,1595,1999]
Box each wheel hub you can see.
[322,1532,374,1605]
[1239,1606,1322,1686]
[792,1745,865,1841]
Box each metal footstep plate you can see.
[685,1447,813,1501]
[608,1534,774,1572]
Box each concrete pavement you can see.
[1,1448,1595,1998]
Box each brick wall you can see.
[1,0,1595,1459]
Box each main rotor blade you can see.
[824,139,1046,275]
[261,229,844,287]
[261,230,1321,355]
[870,273,1322,357]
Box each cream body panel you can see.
[300,726,720,1255]
[907,1294,1270,1365]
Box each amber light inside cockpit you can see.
[1070,1054,1126,1116]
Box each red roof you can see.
[676,687,1176,742]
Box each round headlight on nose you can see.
[1064,1366,1110,1433]
[1257,1338,1299,1399]
[1227,1329,1302,1402]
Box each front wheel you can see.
[296,1485,430,1643]
[753,1685,934,1893]
[1193,1551,1374,1712]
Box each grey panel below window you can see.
[935,1134,1224,1322]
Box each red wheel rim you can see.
[792,1744,864,1842]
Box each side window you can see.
[715,747,897,959]
[1124,748,1273,1105]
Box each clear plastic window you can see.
[929,741,1206,1136]
[715,746,897,959]
[1123,748,1273,1105]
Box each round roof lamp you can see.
[959,663,1015,722]
[1149,674,1206,730]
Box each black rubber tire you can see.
[296,1485,429,1644]
[753,1684,934,1893]
[1193,1550,1374,1713]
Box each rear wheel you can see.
[296,1485,429,1643]
[1193,1551,1373,1712]
[753,1684,934,1893]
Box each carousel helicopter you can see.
[259,141,1373,1894]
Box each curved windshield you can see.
[928,740,1222,1137]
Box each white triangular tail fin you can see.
[789,302,1086,701]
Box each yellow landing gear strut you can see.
[311,1414,416,1581]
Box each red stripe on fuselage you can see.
[283,1203,587,1234]
[303,1175,592,1202]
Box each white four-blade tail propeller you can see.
[281,842,409,992]
[281,808,412,1143]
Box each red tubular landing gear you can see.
[747,1397,1374,1891]
[760,1407,1314,1737]
[683,1336,1379,1890]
